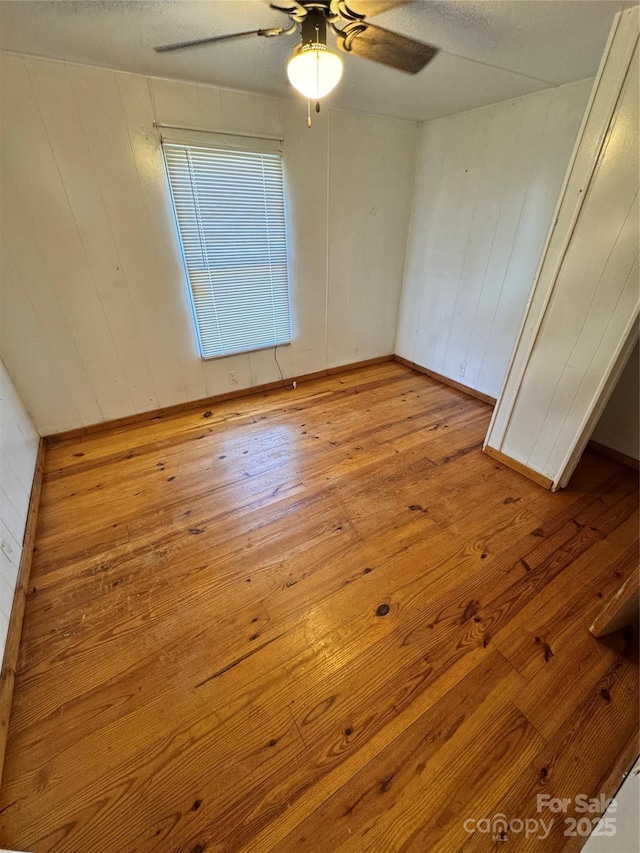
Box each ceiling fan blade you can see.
[336,21,437,73]
[270,1,307,17]
[339,1,415,18]
[155,27,287,53]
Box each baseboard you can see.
[587,440,639,472]
[0,437,46,785]
[483,445,553,490]
[393,355,497,406]
[45,355,395,445]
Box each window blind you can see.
[163,141,291,359]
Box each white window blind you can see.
[163,140,291,359]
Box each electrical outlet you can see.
[0,538,14,562]
[228,371,239,385]
[457,362,467,378]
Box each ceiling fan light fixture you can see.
[287,42,343,100]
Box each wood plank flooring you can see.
[1,362,637,853]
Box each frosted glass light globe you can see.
[287,43,343,100]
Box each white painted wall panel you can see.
[0,361,39,662]
[486,8,639,487]
[591,341,639,461]
[488,10,639,454]
[396,78,593,398]
[0,53,418,434]
[1,54,136,426]
[327,109,417,366]
[280,104,329,379]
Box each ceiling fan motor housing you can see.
[301,9,328,47]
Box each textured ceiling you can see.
[0,0,633,120]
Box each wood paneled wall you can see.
[395,78,593,400]
[0,362,39,657]
[591,341,639,462]
[486,8,639,488]
[0,53,417,435]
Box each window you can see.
[163,135,291,359]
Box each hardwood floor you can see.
[1,362,637,853]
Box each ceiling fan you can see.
[154,1,438,123]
